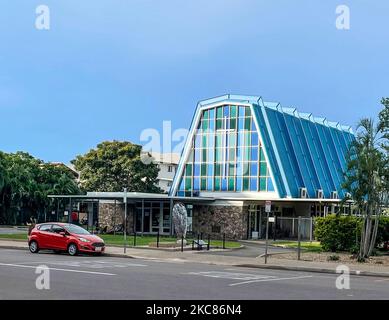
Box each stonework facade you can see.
[192,203,247,240]
[98,201,134,233]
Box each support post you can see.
[310,216,313,242]
[265,211,269,264]
[123,188,127,254]
[157,229,160,248]
[207,234,210,251]
[222,233,226,249]
[181,234,184,252]
[68,198,72,223]
[297,216,302,260]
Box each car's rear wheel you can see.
[29,240,39,253]
[67,243,78,256]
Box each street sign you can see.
[64,211,68,216]
[265,200,271,213]
[268,217,275,223]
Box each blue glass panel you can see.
[209,109,215,120]
[250,162,258,176]
[207,164,214,177]
[179,179,184,191]
[251,147,258,161]
[267,177,274,191]
[221,178,228,191]
[236,147,241,161]
[194,134,201,148]
[236,161,243,176]
[236,177,242,191]
[207,148,214,163]
[238,118,244,131]
[250,178,258,191]
[251,118,256,131]
[193,177,200,190]
[194,164,200,176]
[177,191,185,197]
[207,177,213,191]
[194,148,200,163]
[251,132,258,146]
[223,105,229,117]
[239,106,245,117]
[208,133,214,149]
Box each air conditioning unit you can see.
[299,187,307,199]
[316,189,324,199]
[330,191,338,199]
[345,192,352,199]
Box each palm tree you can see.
[343,102,388,259]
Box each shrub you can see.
[328,254,340,261]
[314,215,361,252]
[376,216,389,247]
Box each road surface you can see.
[0,248,388,300]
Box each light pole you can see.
[123,188,127,254]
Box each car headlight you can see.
[79,237,90,243]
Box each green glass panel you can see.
[215,134,222,148]
[244,147,250,161]
[260,177,266,191]
[201,178,207,190]
[215,148,221,162]
[203,110,209,120]
[215,163,221,176]
[214,177,221,191]
[260,162,267,176]
[245,132,251,145]
[230,117,236,130]
[229,133,236,147]
[185,164,192,176]
[216,119,223,130]
[244,117,251,130]
[202,120,208,131]
[185,177,192,190]
[216,107,223,119]
[243,177,249,191]
[201,164,207,176]
[230,105,237,118]
[229,148,235,161]
[245,107,251,117]
[202,135,207,148]
[228,162,235,176]
[243,162,249,176]
[228,177,234,191]
[259,148,265,161]
[202,149,207,162]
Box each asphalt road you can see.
[0,248,388,300]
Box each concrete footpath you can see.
[1,239,389,278]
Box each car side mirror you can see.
[59,231,66,236]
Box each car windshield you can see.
[64,224,91,235]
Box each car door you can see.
[50,224,68,250]
[37,224,53,249]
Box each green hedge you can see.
[314,215,361,252]
[315,215,389,252]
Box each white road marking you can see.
[8,260,147,268]
[229,275,313,286]
[375,278,389,282]
[0,262,116,276]
[186,271,276,281]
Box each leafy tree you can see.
[0,152,80,225]
[71,141,161,193]
[343,98,389,259]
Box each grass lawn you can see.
[270,240,323,252]
[0,232,240,249]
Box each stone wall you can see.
[98,201,134,233]
[192,204,247,240]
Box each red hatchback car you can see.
[28,223,105,256]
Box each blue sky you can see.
[0,0,388,163]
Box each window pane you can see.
[201,164,207,176]
[221,178,228,191]
[223,106,229,117]
[250,162,258,176]
[251,147,258,161]
[250,177,257,191]
[194,164,200,176]
[243,177,249,191]
[185,164,192,176]
[267,177,274,191]
[236,177,242,191]
[239,106,245,117]
[228,177,234,191]
[201,178,207,190]
[260,162,267,176]
[230,105,237,118]
[207,177,213,191]
[216,107,223,119]
[185,177,192,190]
[214,177,221,191]
[193,177,200,190]
[260,177,266,191]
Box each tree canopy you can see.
[0,151,80,225]
[71,141,161,193]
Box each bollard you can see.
[197,233,200,251]
[222,233,226,249]
[134,232,137,247]
[207,234,210,251]
[181,234,184,252]
[157,230,160,248]
[297,216,301,260]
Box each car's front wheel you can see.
[67,243,78,256]
[29,240,39,253]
